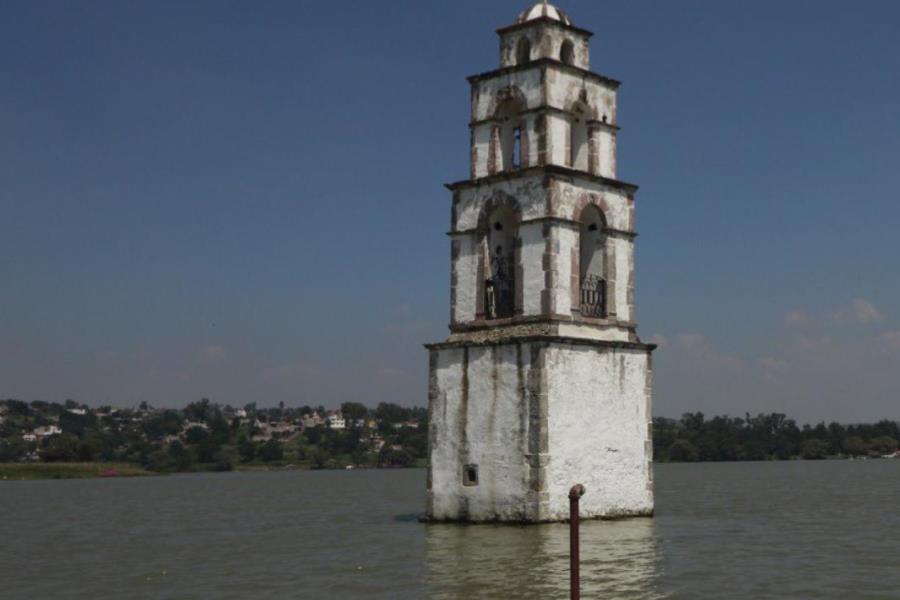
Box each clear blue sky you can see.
[2,1,899,422]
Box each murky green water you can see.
[1,461,898,599]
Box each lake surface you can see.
[1,461,899,599]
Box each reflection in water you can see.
[426,519,665,599]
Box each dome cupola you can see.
[516,1,572,26]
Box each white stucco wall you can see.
[451,235,479,323]
[545,69,617,122]
[595,128,617,179]
[552,180,631,230]
[545,344,653,519]
[454,174,546,232]
[611,236,633,322]
[553,225,578,314]
[519,223,545,316]
[472,69,545,122]
[428,343,536,522]
[427,340,654,523]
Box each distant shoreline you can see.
[0,462,153,480]
[3,457,897,481]
[0,461,427,481]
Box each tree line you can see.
[0,399,428,472]
[654,412,900,462]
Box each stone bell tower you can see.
[425,2,656,523]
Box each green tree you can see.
[843,436,869,457]
[208,410,231,445]
[341,402,369,423]
[374,402,409,424]
[0,438,26,462]
[259,439,283,463]
[184,399,212,422]
[310,448,332,469]
[184,426,210,445]
[42,433,81,462]
[168,441,194,471]
[869,436,898,455]
[667,439,699,462]
[238,439,257,462]
[799,439,828,460]
[212,451,234,472]
[379,445,412,468]
[59,411,98,437]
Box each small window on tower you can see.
[516,37,532,66]
[512,127,522,169]
[560,40,575,65]
[463,464,479,487]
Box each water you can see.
[1,461,899,599]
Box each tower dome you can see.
[516,2,572,26]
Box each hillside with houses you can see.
[0,398,427,474]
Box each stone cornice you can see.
[448,218,637,239]
[469,106,621,130]
[426,335,656,353]
[495,16,594,39]
[466,58,619,89]
[445,164,639,194]
[448,313,638,332]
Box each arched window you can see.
[579,205,607,318]
[560,40,575,65]
[516,37,532,66]
[485,206,517,319]
[569,102,589,171]
[512,127,522,169]
[493,96,526,172]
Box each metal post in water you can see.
[569,484,586,600]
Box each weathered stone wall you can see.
[468,64,618,179]
[449,175,636,328]
[544,344,653,519]
[427,343,537,522]
[426,339,654,522]
[499,24,590,70]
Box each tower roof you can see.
[516,2,572,26]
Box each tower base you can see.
[425,336,654,523]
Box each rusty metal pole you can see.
[569,484,586,600]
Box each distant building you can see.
[270,421,300,439]
[302,412,325,429]
[33,425,62,438]
[327,413,346,430]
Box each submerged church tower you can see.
[425,3,656,523]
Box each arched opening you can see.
[569,102,590,171]
[579,205,607,318]
[512,127,522,169]
[516,37,532,65]
[484,206,518,320]
[494,96,527,172]
[560,40,575,65]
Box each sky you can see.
[1,0,899,423]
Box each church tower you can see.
[426,3,656,523]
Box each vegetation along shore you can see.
[1,399,898,480]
